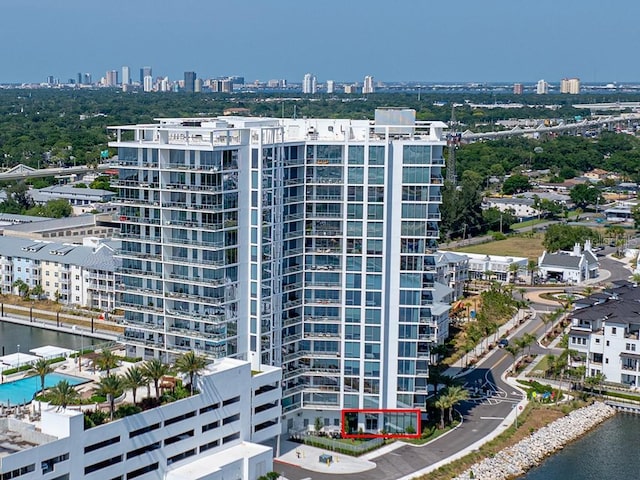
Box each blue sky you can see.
[2,0,640,84]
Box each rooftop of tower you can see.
[109,109,448,144]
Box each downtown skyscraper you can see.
[110,109,451,429]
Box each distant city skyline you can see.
[3,0,640,84]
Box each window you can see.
[130,423,160,437]
[165,410,196,426]
[223,414,240,425]
[200,403,220,414]
[164,430,194,446]
[223,432,240,444]
[126,462,159,480]
[612,327,617,334]
[200,439,220,452]
[41,454,69,474]
[85,436,120,453]
[202,420,220,432]
[85,456,122,475]
[126,442,160,459]
[167,448,196,466]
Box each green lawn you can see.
[451,234,545,261]
[511,218,546,230]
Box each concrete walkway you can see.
[276,439,377,474]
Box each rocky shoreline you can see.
[453,402,616,480]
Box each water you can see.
[0,373,88,407]
[0,321,98,356]
[521,413,640,479]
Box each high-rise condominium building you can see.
[363,75,374,94]
[560,77,580,94]
[326,80,335,94]
[140,66,152,84]
[536,79,549,94]
[513,83,523,95]
[110,109,450,430]
[303,73,317,94]
[184,71,196,92]
[106,70,118,87]
[143,75,154,92]
[122,65,130,85]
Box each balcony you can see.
[114,233,162,243]
[119,301,164,313]
[115,250,162,261]
[167,273,227,286]
[165,291,225,306]
[115,267,163,279]
[114,215,161,225]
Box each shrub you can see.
[115,404,142,418]
[84,409,108,429]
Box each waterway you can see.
[521,413,640,479]
[0,321,98,356]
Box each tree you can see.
[95,374,124,421]
[12,279,29,298]
[543,224,599,252]
[434,396,449,430]
[142,358,170,399]
[175,351,207,395]
[505,343,523,375]
[30,283,44,299]
[444,385,469,424]
[95,350,119,376]
[49,380,79,410]
[527,259,538,286]
[632,204,640,229]
[508,263,520,283]
[122,366,147,405]
[502,175,531,195]
[569,183,603,209]
[482,207,517,233]
[30,358,53,394]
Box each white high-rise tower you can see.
[303,73,317,94]
[110,109,450,434]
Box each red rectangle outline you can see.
[341,408,421,439]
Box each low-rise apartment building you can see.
[0,237,118,311]
[569,282,640,387]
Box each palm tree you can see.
[142,358,170,399]
[527,259,538,285]
[95,349,119,376]
[175,351,207,395]
[508,263,520,283]
[30,358,53,395]
[95,374,124,421]
[505,344,523,375]
[444,385,470,424]
[49,380,79,410]
[12,279,29,298]
[122,366,147,405]
[434,396,449,430]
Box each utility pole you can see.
[499,214,503,234]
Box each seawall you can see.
[452,401,616,480]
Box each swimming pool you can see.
[0,373,89,407]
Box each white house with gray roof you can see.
[538,241,599,284]
[0,237,118,311]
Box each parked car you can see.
[498,338,509,348]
